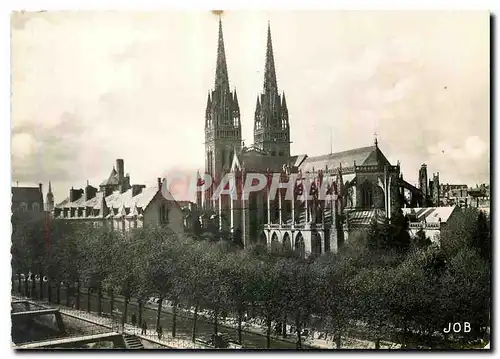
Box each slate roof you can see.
[401,206,457,224]
[12,187,43,204]
[299,145,391,173]
[234,150,292,172]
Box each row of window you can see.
[17,202,40,212]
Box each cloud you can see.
[428,136,488,161]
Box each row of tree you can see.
[11,207,490,348]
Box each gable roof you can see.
[299,145,391,173]
[12,187,43,204]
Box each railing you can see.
[408,222,441,230]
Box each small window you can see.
[32,202,40,211]
[20,202,28,212]
[160,204,169,225]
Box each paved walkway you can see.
[12,295,211,349]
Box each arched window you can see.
[32,202,40,211]
[311,231,322,256]
[361,180,373,208]
[20,202,27,212]
[259,231,267,246]
[271,232,281,253]
[282,232,291,252]
[295,232,305,259]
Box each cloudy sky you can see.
[11,10,490,202]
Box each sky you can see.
[11,10,490,203]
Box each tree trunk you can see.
[192,304,199,342]
[24,277,29,297]
[39,271,43,300]
[110,290,114,317]
[122,296,129,326]
[213,308,219,335]
[97,287,102,316]
[76,282,81,310]
[335,333,341,349]
[156,297,163,330]
[31,273,36,298]
[296,316,302,350]
[138,300,143,330]
[17,273,22,293]
[56,283,61,304]
[375,338,380,349]
[266,313,272,349]
[87,288,91,313]
[172,299,178,338]
[237,305,243,344]
[47,279,52,303]
[65,284,70,307]
[282,313,287,338]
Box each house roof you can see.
[298,145,391,173]
[401,206,457,223]
[12,187,43,204]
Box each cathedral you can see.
[195,19,428,257]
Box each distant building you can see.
[54,159,184,235]
[440,183,469,206]
[12,183,44,213]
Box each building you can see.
[54,159,184,235]
[402,206,458,245]
[12,183,44,213]
[440,183,468,206]
[194,19,430,257]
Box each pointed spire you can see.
[263,21,278,96]
[214,17,230,93]
[233,89,239,109]
[281,91,287,109]
[48,181,52,193]
[255,96,261,112]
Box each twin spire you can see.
[213,18,279,98]
[208,17,289,157]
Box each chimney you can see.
[116,159,124,185]
[85,183,97,201]
[39,183,43,194]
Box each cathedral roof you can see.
[232,150,292,172]
[299,145,391,173]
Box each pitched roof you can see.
[12,187,43,204]
[401,206,457,223]
[233,150,292,172]
[299,145,391,172]
[100,167,119,186]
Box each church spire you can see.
[214,17,230,93]
[48,181,52,194]
[263,21,278,96]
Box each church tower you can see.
[205,18,242,194]
[253,23,290,157]
[46,181,54,212]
